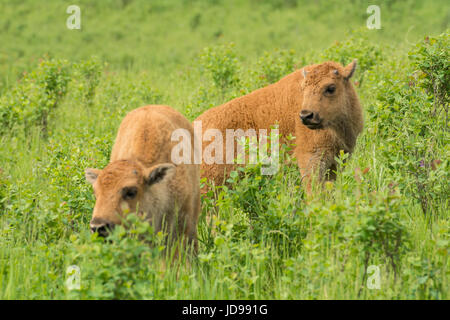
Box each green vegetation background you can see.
[0,0,448,299]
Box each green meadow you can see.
[0,0,448,299]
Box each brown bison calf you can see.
[85,105,200,252]
[195,60,363,191]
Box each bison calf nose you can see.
[300,110,314,122]
[300,110,322,128]
[90,219,115,237]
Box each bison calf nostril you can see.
[90,222,115,237]
[92,225,108,237]
[300,110,314,121]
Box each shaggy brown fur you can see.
[85,105,200,252]
[195,60,363,192]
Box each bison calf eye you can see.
[325,85,336,95]
[122,187,137,200]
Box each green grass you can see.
[0,0,449,299]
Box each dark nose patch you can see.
[90,217,115,237]
[300,110,322,128]
[300,110,314,122]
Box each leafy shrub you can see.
[202,136,307,255]
[404,255,448,299]
[92,71,163,121]
[409,30,449,116]
[71,57,104,107]
[199,42,240,92]
[353,192,408,280]
[367,39,449,216]
[322,29,383,85]
[183,85,218,120]
[198,233,271,298]
[0,57,71,136]
[253,49,296,86]
[296,173,410,297]
[66,215,166,299]
[39,133,113,229]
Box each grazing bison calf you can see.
[195,60,363,192]
[85,105,200,252]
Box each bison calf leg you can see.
[298,151,336,194]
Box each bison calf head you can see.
[300,60,358,130]
[85,160,175,237]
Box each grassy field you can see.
[0,0,448,299]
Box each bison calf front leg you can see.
[297,151,337,194]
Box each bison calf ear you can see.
[145,163,176,186]
[85,168,101,184]
[343,59,357,80]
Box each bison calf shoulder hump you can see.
[85,105,200,252]
[195,60,363,192]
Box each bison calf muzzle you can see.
[300,110,322,128]
[90,218,115,237]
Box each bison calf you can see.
[85,105,200,253]
[195,60,363,193]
